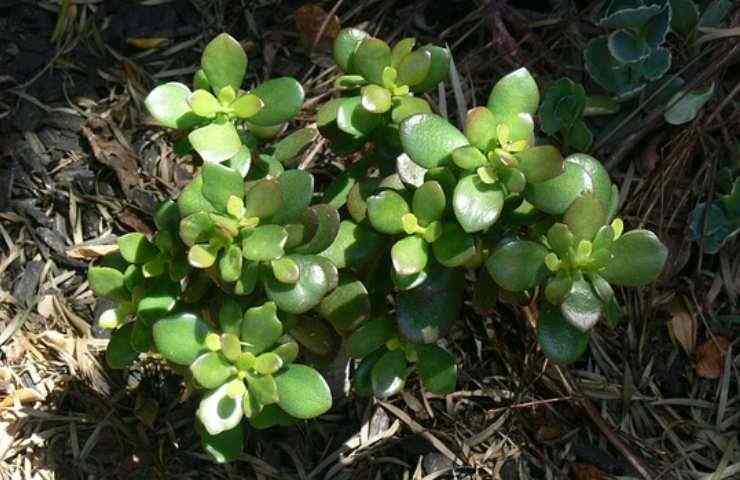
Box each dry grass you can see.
[1,1,738,479]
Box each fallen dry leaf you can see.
[572,463,606,480]
[668,296,697,354]
[295,4,341,49]
[0,388,44,408]
[67,244,119,260]
[695,336,731,379]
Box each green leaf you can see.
[247,78,305,127]
[538,305,589,364]
[201,33,247,93]
[336,96,384,139]
[360,85,392,114]
[188,120,242,164]
[410,45,450,93]
[235,261,260,296]
[391,236,429,276]
[196,381,244,436]
[177,175,216,217]
[288,315,335,356]
[664,83,715,125]
[584,37,631,93]
[397,153,428,188]
[88,267,129,302]
[524,160,594,215]
[254,352,283,375]
[371,349,407,399]
[432,223,476,268]
[219,297,243,334]
[583,95,620,116]
[355,348,385,396]
[244,179,283,219]
[486,68,539,118]
[698,0,734,28]
[274,364,332,419]
[179,212,215,247]
[417,344,457,395]
[248,403,296,429]
[219,244,243,282]
[274,337,299,364]
[564,194,607,242]
[515,146,564,184]
[188,89,221,118]
[241,302,283,355]
[199,422,244,464]
[191,352,236,389]
[463,107,497,151]
[333,28,370,72]
[354,38,392,85]
[293,205,341,254]
[561,278,602,331]
[106,322,139,369]
[390,96,432,124]
[451,145,488,170]
[318,274,371,333]
[396,49,431,87]
[116,233,157,265]
[193,69,211,90]
[486,240,549,292]
[136,281,179,321]
[412,181,446,226]
[145,82,199,129]
[271,256,300,284]
[391,37,416,67]
[273,128,319,165]
[247,373,279,405]
[188,244,218,269]
[645,3,672,47]
[600,2,662,29]
[347,316,395,358]
[231,93,264,119]
[242,225,288,261]
[264,255,333,314]
[453,174,505,233]
[641,47,671,81]
[319,220,385,270]
[366,190,410,235]
[547,223,574,257]
[608,29,648,64]
[564,119,593,151]
[399,114,469,169]
[601,230,668,286]
[396,266,464,344]
[154,200,181,234]
[202,162,244,212]
[153,312,213,365]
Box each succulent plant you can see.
[585,0,673,98]
[317,28,449,158]
[144,33,305,164]
[690,177,740,254]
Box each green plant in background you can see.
[144,33,306,164]
[585,0,673,99]
[690,177,740,254]
[317,28,449,158]
[538,78,620,151]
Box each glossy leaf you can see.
[336,96,383,139]
[199,422,244,464]
[432,223,476,267]
[153,312,213,365]
[396,266,464,344]
[486,68,539,118]
[241,302,283,355]
[399,113,469,169]
[515,146,564,184]
[390,96,432,124]
[106,322,139,369]
[524,161,593,215]
[601,230,668,286]
[136,281,179,320]
[333,28,370,72]
[396,49,431,86]
[273,128,319,165]
[664,83,715,125]
[288,315,335,356]
[247,78,305,126]
[271,256,300,284]
[188,89,221,118]
[486,240,549,292]
[318,274,371,333]
[366,190,410,234]
[191,352,236,389]
[371,349,407,399]
[219,244,243,283]
[417,344,457,395]
[319,220,385,270]
[453,174,505,233]
[254,352,283,375]
[354,38,392,85]
[412,181,446,226]
[561,278,602,331]
[451,145,487,170]
[178,175,216,217]
[360,85,392,114]
[564,194,607,242]
[293,205,341,254]
[202,162,244,212]
[145,82,198,129]
[391,236,429,276]
[247,373,279,405]
[242,225,288,261]
[411,45,450,93]
[88,267,129,302]
[189,120,242,164]
[347,316,395,358]
[201,33,247,93]
[231,93,264,119]
[274,364,332,419]
[264,255,332,314]
[538,305,589,364]
[196,381,244,436]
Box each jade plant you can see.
[144,33,306,164]
[317,28,449,158]
[585,0,673,98]
[86,31,673,462]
